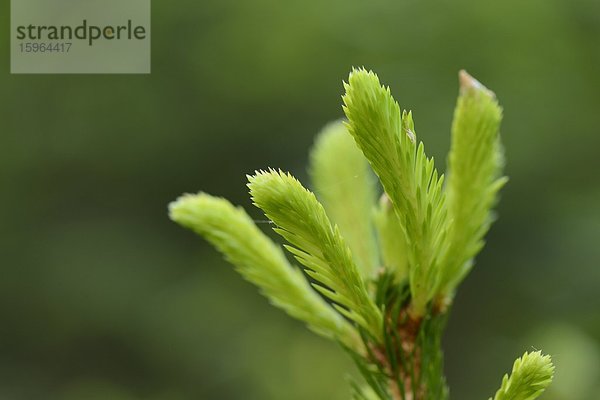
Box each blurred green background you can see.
[1,0,599,399]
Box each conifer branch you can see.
[248,170,383,342]
[439,70,508,299]
[490,351,555,400]
[169,68,554,400]
[169,193,363,351]
[342,68,448,317]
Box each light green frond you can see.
[342,68,448,316]
[373,194,408,282]
[309,120,379,279]
[490,351,554,400]
[248,169,383,342]
[169,193,362,351]
[439,70,507,298]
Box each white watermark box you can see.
[11,0,151,74]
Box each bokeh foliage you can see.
[0,0,599,399]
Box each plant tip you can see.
[459,69,495,98]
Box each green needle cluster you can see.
[169,193,362,351]
[169,68,554,400]
[490,351,555,400]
